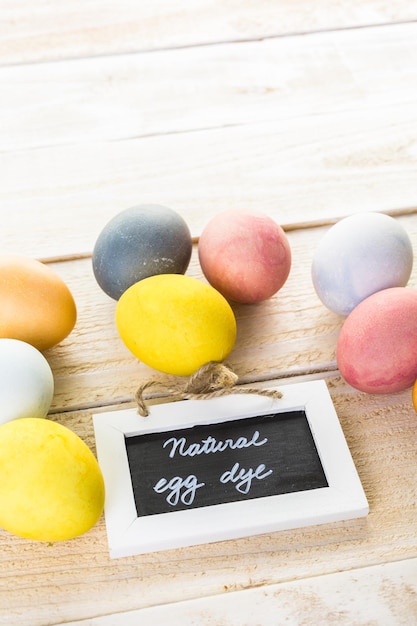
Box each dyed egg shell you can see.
[412,379,417,412]
[0,255,77,351]
[198,210,291,304]
[336,287,417,394]
[0,339,54,425]
[116,274,237,375]
[0,418,105,542]
[312,212,413,316]
[92,204,192,300]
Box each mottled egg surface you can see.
[198,210,291,303]
[312,212,413,316]
[337,287,417,394]
[116,274,237,376]
[0,255,77,351]
[0,418,105,542]
[92,204,192,300]
[0,339,54,425]
[412,379,417,412]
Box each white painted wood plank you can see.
[2,0,417,65]
[3,23,417,258]
[66,558,417,625]
[2,102,417,258]
[2,23,417,152]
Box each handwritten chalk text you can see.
[163,430,268,459]
[220,462,273,494]
[152,428,274,508]
[153,474,205,506]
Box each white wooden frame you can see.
[93,379,368,558]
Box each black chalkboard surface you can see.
[125,410,328,517]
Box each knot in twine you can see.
[135,361,283,417]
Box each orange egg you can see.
[0,255,77,351]
[412,380,417,412]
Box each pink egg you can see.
[336,287,417,394]
[198,210,291,304]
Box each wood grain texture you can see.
[1,0,417,65]
[3,103,417,259]
[2,22,417,258]
[2,22,417,152]
[1,374,416,625]
[66,558,417,625]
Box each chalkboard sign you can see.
[125,410,328,517]
[93,380,368,558]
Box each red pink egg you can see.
[198,210,291,304]
[336,287,417,394]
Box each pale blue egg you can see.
[0,339,54,424]
[311,212,413,316]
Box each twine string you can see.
[135,361,283,416]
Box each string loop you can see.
[134,361,283,416]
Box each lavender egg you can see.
[311,212,413,316]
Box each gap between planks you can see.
[2,17,417,69]
[38,206,417,265]
[48,366,340,416]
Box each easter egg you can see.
[336,287,417,394]
[0,255,77,351]
[92,204,193,300]
[312,212,413,316]
[198,210,291,303]
[0,418,105,542]
[116,274,237,375]
[0,339,54,425]
[412,379,417,412]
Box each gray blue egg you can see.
[311,212,413,316]
[92,204,193,300]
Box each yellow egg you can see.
[0,418,105,542]
[116,274,237,375]
[0,255,77,351]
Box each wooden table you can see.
[1,2,417,623]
